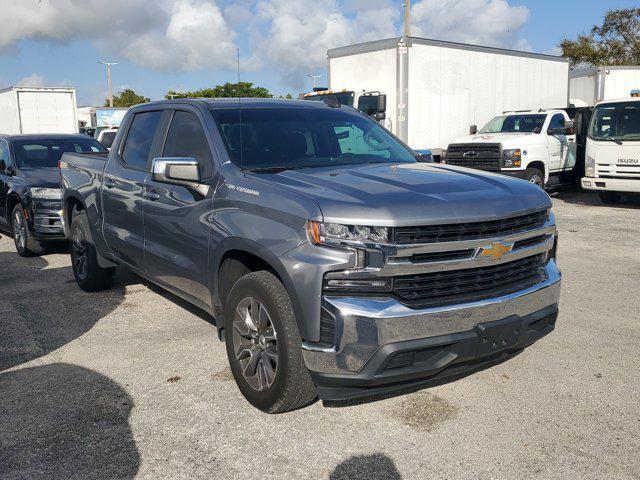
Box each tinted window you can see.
[590,102,640,141]
[211,106,416,170]
[480,114,546,133]
[100,131,117,148]
[122,111,162,169]
[303,92,355,106]
[0,140,10,165]
[163,111,213,177]
[548,114,565,132]
[12,138,107,168]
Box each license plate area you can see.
[475,317,522,356]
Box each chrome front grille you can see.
[446,143,502,171]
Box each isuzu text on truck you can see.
[60,99,561,413]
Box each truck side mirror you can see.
[152,157,200,185]
[377,94,387,114]
[469,125,478,135]
[564,120,575,136]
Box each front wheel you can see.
[70,209,115,291]
[12,204,43,257]
[224,271,316,413]
[523,168,545,188]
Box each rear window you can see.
[13,138,107,168]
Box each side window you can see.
[548,114,565,132]
[122,111,162,169]
[0,140,10,165]
[163,111,213,177]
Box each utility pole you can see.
[99,61,118,107]
[307,74,323,90]
[403,0,411,37]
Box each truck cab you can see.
[581,96,640,203]
[302,89,388,125]
[445,110,576,187]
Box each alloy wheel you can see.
[232,297,278,392]
[13,209,26,252]
[72,227,88,280]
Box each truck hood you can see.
[17,167,62,188]
[252,163,551,226]
[450,132,538,147]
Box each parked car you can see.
[0,134,107,256]
[60,99,561,413]
[445,109,577,187]
[96,127,118,149]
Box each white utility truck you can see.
[445,110,576,187]
[0,86,78,134]
[322,36,570,158]
[570,66,640,106]
[581,96,640,203]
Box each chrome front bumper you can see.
[302,259,561,376]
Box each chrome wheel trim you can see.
[232,296,278,392]
[529,174,543,187]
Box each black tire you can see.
[224,271,316,413]
[524,168,545,188]
[70,209,115,292]
[11,204,43,257]
[599,191,622,205]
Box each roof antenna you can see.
[237,47,244,170]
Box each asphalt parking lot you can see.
[1,190,639,480]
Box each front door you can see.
[142,109,215,306]
[102,110,163,270]
[546,113,567,172]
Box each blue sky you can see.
[0,0,637,106]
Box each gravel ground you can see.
[1,190,639,480]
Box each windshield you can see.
[479,114,546,134]
[303,92,355,107]
[590,102,640,142]
[13,138,107,168]
[100,131,117,148]
[210,106,417,171]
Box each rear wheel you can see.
[12,204,43,257]
[599,191,622,205]
[524,168,545,188]
[70,209,115,291]
[224,271,316,413]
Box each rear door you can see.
[142,107,215,305]
[102,109,163,270]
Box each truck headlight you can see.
[502,149,522,168]
[323,276,392,293]
[30,187,62,200]
[585,155,595,177]
[307,221,390,245]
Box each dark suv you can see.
[0,134,107,256]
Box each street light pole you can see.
[99,61,118,107]
[307,74,323,90]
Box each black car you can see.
[0,134,107,256]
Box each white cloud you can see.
[0,0,237,72]
[17,73,46,87]
[411,0,530,50]
[254,0,399,88]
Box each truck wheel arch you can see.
[64,195,86,234]
[213,240,306,341]
[525,161,547,183]
[7,193,22,224]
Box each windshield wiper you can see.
[245,166,294,174]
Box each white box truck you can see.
[570,66,640,106]
[323,36,570,157]
[0,86,78,134]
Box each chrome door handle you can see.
[143,190,160,201]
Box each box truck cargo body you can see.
[328,37,570,153]
[570,66,640,106]
[0,86,78,134]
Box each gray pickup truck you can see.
[60,99,561,413]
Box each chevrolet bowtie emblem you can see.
[480,242,513,260]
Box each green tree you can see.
[560,8,640,67]
[105,89,150,108]
[165,82,272,99]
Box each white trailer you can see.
[327,36,570,155]
[0,86,78,135]
[570,66,640,106]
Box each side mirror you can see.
[377,94,387,114]
[564,120,575,135]
[152,157,200,186]
[469,125,478,135]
